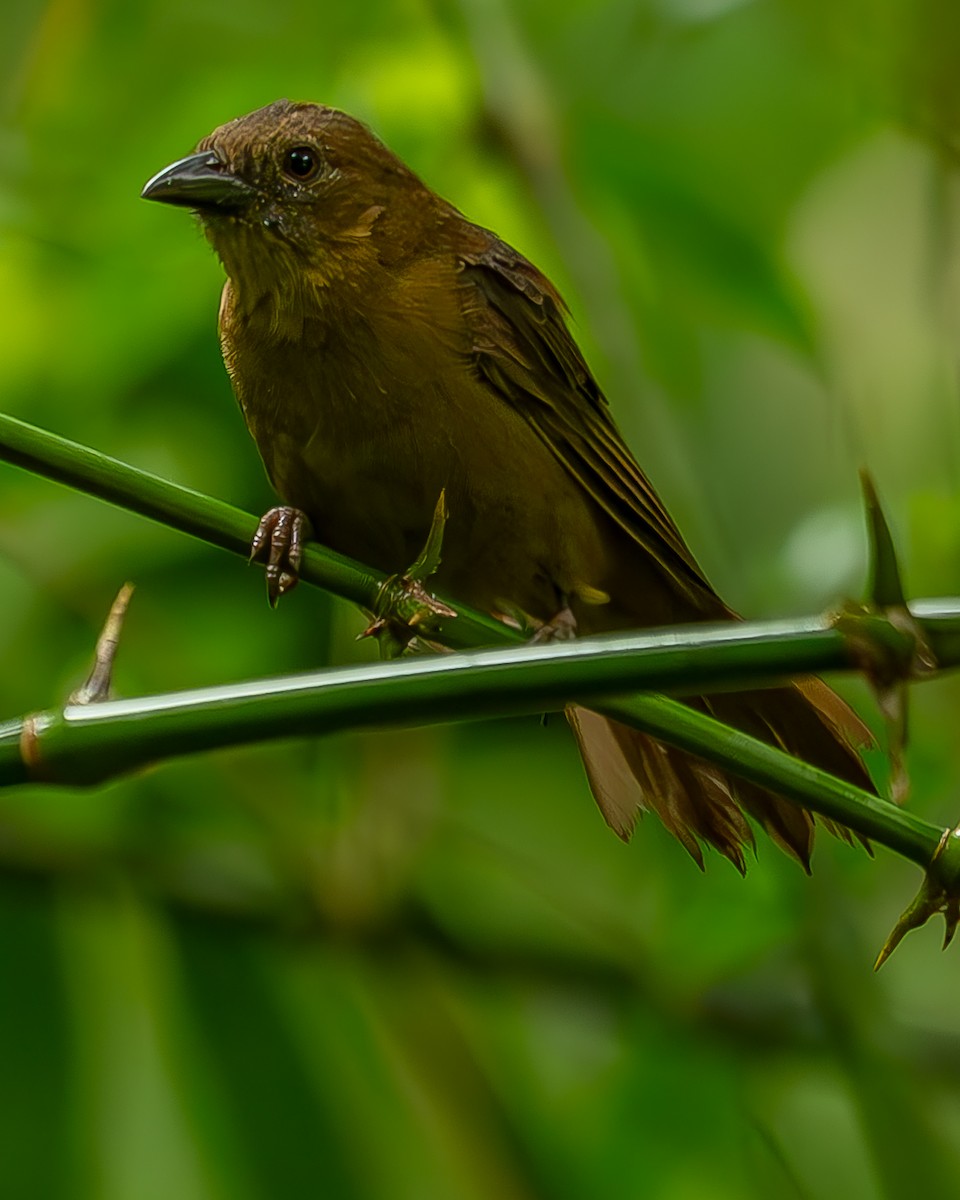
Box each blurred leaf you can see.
[0,877,71,1200]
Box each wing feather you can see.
[458,233,711,605]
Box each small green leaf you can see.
[408,489,448,582]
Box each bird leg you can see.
[250,506,312,606]
[530,604,578,643]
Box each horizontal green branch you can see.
[0,626,944,868]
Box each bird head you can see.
[142,100,436,301]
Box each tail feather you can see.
[566,707,642,840]
[568,679,874,869]
[701,693,818,868]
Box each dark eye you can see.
[283,146,320,181]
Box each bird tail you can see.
[567,680,874,871]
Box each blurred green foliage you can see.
[3,0,960,1196]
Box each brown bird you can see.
[142,99,872,870]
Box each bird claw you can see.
[250,506,312,607]
[530,605,578,644]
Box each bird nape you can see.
[142,98,874,871]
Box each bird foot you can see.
[250,506,313,607]
[530,605,578,644]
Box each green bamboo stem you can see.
[0,411,507,648]
[591,696,937,864]
[6,412,960,659]
[0,412,955,872]
[0,632,943,867]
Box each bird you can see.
[141,98,873,871]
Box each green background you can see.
[3,0,960,1196]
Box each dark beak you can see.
[141,151,257,211]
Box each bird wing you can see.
[457,232,713,603]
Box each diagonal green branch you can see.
[0,411,507,648]
[2,412,958,882]
[6,411,960,659]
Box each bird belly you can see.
[236,358,617,625]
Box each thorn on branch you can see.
[875,825,960,968]
[70,583,135,705]
[832,472,937,803]
[359,491,457,658]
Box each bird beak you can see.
[141,151,257,211]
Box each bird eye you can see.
[283,146,320,181]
